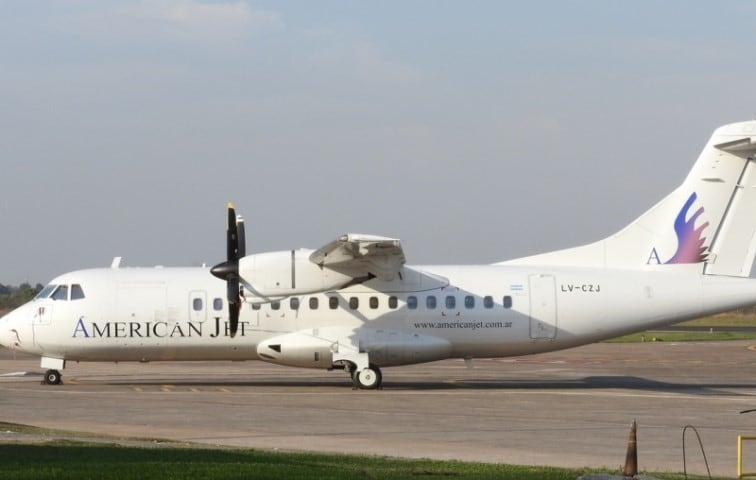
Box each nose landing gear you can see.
[43,369,62,385]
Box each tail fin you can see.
[500,120,756,276]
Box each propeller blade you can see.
[236,215,246,258]
[228,275,240,338]
[211,203,245,338]
[227,203,239,262]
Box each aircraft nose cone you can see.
[0,328,20,349]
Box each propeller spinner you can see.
[210,203,246,337]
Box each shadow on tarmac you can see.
[93,375,756,394]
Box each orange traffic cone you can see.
[622,420,638,478]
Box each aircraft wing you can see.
[309,234,406,281]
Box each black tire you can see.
[44,369,62,385]
[355,365,382,390]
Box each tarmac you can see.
[2,340,756,478]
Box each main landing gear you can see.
[43,369,62,385]
[350,364,382,390]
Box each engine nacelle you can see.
[238,249,353,299]
[257,329,453,369]
[257,331,336,368]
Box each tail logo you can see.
[647,192,710,264]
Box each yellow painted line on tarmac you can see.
[219,388,231,393]
[133,387,143,392]
[161,385,174,392]
[190,388,201,393]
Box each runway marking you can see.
[190,388,200,393]
[219,388,231,393]
[161,385,174,392]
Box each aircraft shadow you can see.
[99,375,756,395]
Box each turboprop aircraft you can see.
[3,121,756,389]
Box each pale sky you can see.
[1,1,756,284]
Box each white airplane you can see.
[3,120,756,389]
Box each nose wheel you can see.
[43,369,62,385]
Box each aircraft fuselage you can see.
[5,264,756,371]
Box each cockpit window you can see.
[71,284,85,300]
[35,284,57,300]
[51,285,69,301]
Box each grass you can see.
[606,313,756,343]
[606,330,756,343]
[677,313,756,327]
[0,441,728,480]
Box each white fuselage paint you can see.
[3,264,756,368]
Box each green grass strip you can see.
[0,442,728,480]
[0,442,584,480]
[606,331,756,343]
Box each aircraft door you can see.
[31,302,53,346]
[528,274,557,339]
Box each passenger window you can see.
[369,297,379,309]
[464,296,474,309]
[426,296,437,309]
[290,298,300,310]
[484,296,494,309]
[503,296,513,309]
[349,297,359,310]
[192,298,203,311]
[388,296,398,309]
[51,285,68,301]
[445,295,456,309]
[329,297,339,310]
[309,297,319,310]
[71,284,85,300]
[271,301,281,311]
[407,296,418,309]
[213,298,223,311]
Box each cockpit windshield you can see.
[35,284,86,301]
[35,284,57,300]
[51,285,68,301]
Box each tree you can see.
[0,282,42,311]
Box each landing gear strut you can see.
[43,369,62,385]
[352,364,382,390]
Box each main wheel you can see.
[43,369,62,385]
[355,365,382,390]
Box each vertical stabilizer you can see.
[500,121,756,276]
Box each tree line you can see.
[0,283,43,312]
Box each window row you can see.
[36,284,86,301]
[195,294,514,312]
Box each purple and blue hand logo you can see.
[664,192,709,264]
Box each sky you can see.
[1,1,756,284]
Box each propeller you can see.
[210,203,246,337]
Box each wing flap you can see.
[309,234,406,281]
